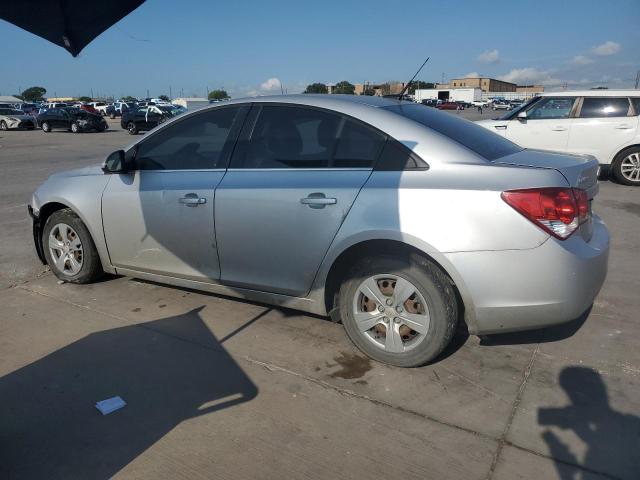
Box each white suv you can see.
[477,90,640,185]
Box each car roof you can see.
[539,89,640,97]
[224,94,406,109]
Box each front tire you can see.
[42,208,103,284]
[0,120,7,130]
[41,121,51,132]
[71,122,80,133]
[127,122,138,135]
[338,255,458,367]
[612,147,640,186]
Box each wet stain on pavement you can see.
[158,304,167,309]
[131,307,141,313]
[328,352,373,379]
[601,200,640,217]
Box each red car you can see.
[79,104,98,114]
[436,102,463,111]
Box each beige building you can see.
[437,77,518,93]
[353,82,407,96]
[516,85,545,94]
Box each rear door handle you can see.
[179,193,206,207]
[301,193,337,209]
[494,125,507,130]
[551,126,568,131]
[615,124,632,129]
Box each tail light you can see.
[501,187,590,240]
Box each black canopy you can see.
[0,0,145,57]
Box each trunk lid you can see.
[496,149,599,199]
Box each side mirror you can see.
[102,149,128,174]
[517,111,527,120]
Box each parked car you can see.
[17,103,39,115]
[436,102,462,110]
[492,101,511,111]
[88,102,110,115]
[0,107,36,130]
[45,102,69,109]
[476,90,640,186]
[120,105,175,134]
[112,102,134,117]
[79,103,98,114]
[471,100,490,107]
[36,107,108,133]
[29,95,609,367]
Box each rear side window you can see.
[232,105,385,169]
[134,107,245,170]
[580,97,630,118]
[384,103,521,161]
[632,98,640,116]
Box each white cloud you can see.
[464,72,480,78]
[477,49,500,64]
[497,68,561,86]
[259,77,282,92]
[571,55,594,65]
[592,41,621,56]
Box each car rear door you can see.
[567,96,639,164]
[503,96,577,152]
[215,104,385,296]
[101,105,248,281]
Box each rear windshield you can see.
[384,104,521,161]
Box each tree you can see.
[121,96,137,102]
[208,89,230,101]
[332,81,355,95]
[408,81,435,94]
[77,96,93,102]
[158,94,170,101]
[303,83,328,94]
[21,86,47,102]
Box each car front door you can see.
[503,96,577,152]
[567,97,638,163]
[101,105,248,281]
[215,104,386,296]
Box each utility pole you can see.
[635,70,640,89]
[169,86,172,99]
[146,89,150,99]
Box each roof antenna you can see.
[397,57,430,100]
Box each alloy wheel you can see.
[352,274,430,353]
[620,153,640,182]
[48,223,83,276]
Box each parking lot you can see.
[1,117,639,479]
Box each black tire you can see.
[71,122,80,133]
[127,122,138,135]
[338,254,458,367]
[612,146,640,186]
[42,208,103,284]
[0,120,7,131]
[41,121,51,132]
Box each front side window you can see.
[579,97,631,118]
[133,107,244,170]
[526,97,576,119]
[232,105,386,169]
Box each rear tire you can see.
[612,147,640,186]
[42,208,103,284]
[127,122,138,135]
[41,121,51,132]
[338,255,458,367]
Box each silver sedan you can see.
[0,107,36,130]
[29,95,609,367]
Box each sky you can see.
[1,0,639,99]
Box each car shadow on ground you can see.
[539,366,640,479]
[0,306,258,480]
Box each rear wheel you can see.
[71,122,80,133]
[42,208,103,284]
[338,255,458,367]
[41,121,51,132]
[127,122,138,135]
[612,147,640,186]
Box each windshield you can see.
[384,103,522,161]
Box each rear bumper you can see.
[445,215,609,335]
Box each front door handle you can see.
[179,193,207,207]
[551,126,568,131]
[615,124,632,130]
[301,192,337,209]
[494,125,507,130]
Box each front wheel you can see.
[71,122,80,133]
[0,120,7,130]
[41,121,51,132]
[338,255,458,367]
[612,148,640,186]
[127,122,138,135]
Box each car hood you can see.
[49,165,104,179]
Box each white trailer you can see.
[414,88,482,103]
[171,97,209,110]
